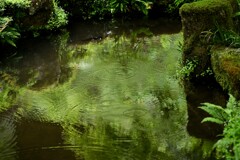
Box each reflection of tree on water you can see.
[0,32,77,91]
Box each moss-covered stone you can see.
[179,0,236,137]
[211,46,240,99]
[180,0,237,78]
[180,0,237,39]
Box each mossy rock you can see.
[211,46,240,99]
[180,0,237,39]
[179,0,237,79]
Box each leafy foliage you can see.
[200,95,240,159]
[214,95,240,160]
[110,0,152,15]
[0,17,20,47]
[177,59,198,79]
[213,28,240,48]
[0,0,30,47]
[199,103,230,125]
[44,0,68,30]
[61,0,153,20]
[0,0,67,47]
[3,0,30,8]
[167,0,198,12]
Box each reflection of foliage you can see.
[17,33,212,159]
[0,71,19,112]
[200,95,240,160]
[0,116,17,160]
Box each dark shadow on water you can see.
[0,37,73,90]
[16,120,76,160]
[67,17,181,44]
[184,76,229,139]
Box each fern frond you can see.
[201,117,224,125]
[199,103,230,123]
[227,94,238,109]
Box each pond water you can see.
[0,18,216,160]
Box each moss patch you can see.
[211,46,240,99]
[180,0,236,39]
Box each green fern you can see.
[199,103,230,125]
[199,95,240,159]
[0,17,20,47]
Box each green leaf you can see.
[234,12,240,17]
[201,117,224,125]
[5,39,16,47]
[199,103,229,122]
